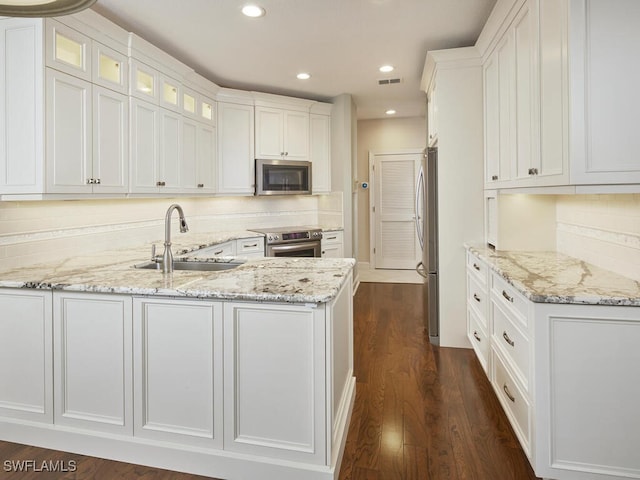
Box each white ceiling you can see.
[91,0,497,119]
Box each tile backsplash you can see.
[0,194,343,270]
[556,194,640,281]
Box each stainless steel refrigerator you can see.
[415,147,438,345]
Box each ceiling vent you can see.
[378,78,403,86]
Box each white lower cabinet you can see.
[533,303,640,480]
[466,252,490,372]
[235,236,265,258]
[53,292,132,434]
[0,289,53,423]
[133,297,223,448]
[466,248,640,480]
[0,281,355,479]
[321,231,344,258]
[223,302,327,464]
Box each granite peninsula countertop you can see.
[466,244,640,306]
[0,232,354,304]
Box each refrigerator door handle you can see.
[415,165,425,250]
[416,261,428,278]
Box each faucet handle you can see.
[151,244,156,261]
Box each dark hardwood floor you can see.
[0,282,539,480]
[338,282,539,480]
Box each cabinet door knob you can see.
[95,178,101,185]
[473,263,481,271]
[197,184,204,188]
[491,175,499,181]
[473,331,481,342]
[473,293,481,302]
[528,167,539,175]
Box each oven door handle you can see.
[270,243,317,252]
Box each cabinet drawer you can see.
[192,241,235,258]
[236,237,264,256]
[466,251,488,285]
[491,348,531,456]
[491,273,528,326]
[467,273,488,327]
[322,231,343,244]
[467,306,489,374]
[492,300,530,391]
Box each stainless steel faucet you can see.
[162,204,189,273]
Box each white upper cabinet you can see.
[427,81,438,147]
[481,0,640,190]
[45,19,91,81]
[0,13,130,198]
[92,41,128,94]
[310,108,331,194]
[1,11,333,200]
[46,57,129,195]
[565,0,640,185]
[45,69,92,194]
[255,105,309,161]
[92,85,129,193]
[130,59,159,103]
[216,95,255,195]
[180,72,218,193]
[129,99,182,194]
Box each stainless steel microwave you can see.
[255,159,312,195]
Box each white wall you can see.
[556,194,640,282]
[356,117,427,263]
[0,194,341,271]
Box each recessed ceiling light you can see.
[296,73,311,80]
[379,65,395,73]
[385,109,396,115]
[242,4,265,17]
[0,0,95,17]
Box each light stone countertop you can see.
[0,232,355,304]
[467,244,640,306]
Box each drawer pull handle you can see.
[473,263,480,271]
[502,290,514,303]
[327,236,337,240]
[214,249,223,255]
[473,331,481,342]
[473,293,481,302]
[503,331,515,347]
[244,243,258,248]
[503,384,516,403]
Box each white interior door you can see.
[371,152,422,269]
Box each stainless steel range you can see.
[250,227,323,257]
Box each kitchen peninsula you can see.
[0,242,355,480]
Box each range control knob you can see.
[274,235,280,240]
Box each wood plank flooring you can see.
[0,282,539,480]
[338,282,540,480]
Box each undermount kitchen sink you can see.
[134,260,244,272]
